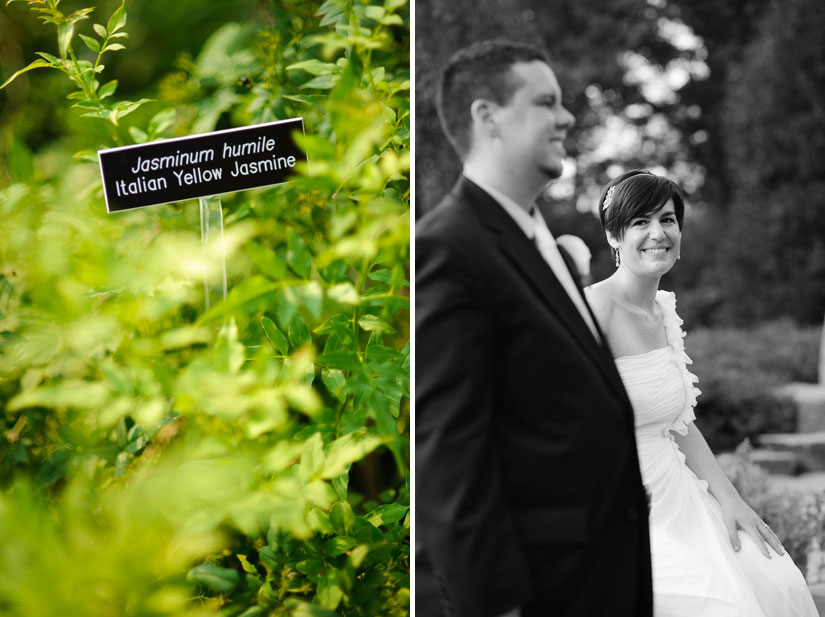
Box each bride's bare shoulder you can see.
[584,281,615,326]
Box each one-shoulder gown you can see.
[614,290,817,617]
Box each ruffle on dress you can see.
[656,289,702,436]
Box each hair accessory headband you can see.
[602,185,616,211]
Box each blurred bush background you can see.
[689,321,820,450]
[1,1,409,615]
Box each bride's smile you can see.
[611,199,681,276]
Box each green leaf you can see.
[365,503,409,527]
[367,268,392,285]
[58,23,75,59]
[289,602,339,617]
[8,381,109,411]
[371,66,386,84]
[282,94,328,109]
[321,368,347,402]
[299,282,324,320]
[365,341,402,366]
[326,283,360,305]
[78,34,100,53]
[246,241,287,280]
[37,448,72,486]
[100,361,131,395]
[93,23,108,39]
[295,558,323,580]
[186,564,240,593]
[299,433,325,480]
[197,275,278,325]
[67,7,95,24]
[236,554,258,575]
[350,519,383,547]
[288,314,311,349]
[263,441,304,473]
[72,150,99,163]
[365,5,386,20]
[317,572,344,610]
[215,319,245,373]
[35,51,61,65]
[107,1,127,34]
[317,349,362,372]
[358,315,396,333]
[98,79,118,99]
[332,474,348,502]
[329,501,356,535]
[324,536,356,557]
[315,313,354,341]
[261,316,288,355]
[103,43,126,52]
[322,433,386,478]
[128,126,148,143]
[109,98,153,125]
[0,59,51,90]
[277,286,299,327]
[258,546,280,572]
[307,508,335,534]
[148,107,176,137]
[300,74,340,90]
[286,228,312,279]
[286,59,338,76]
[158,326,211,350]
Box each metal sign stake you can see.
[199,194,227,310]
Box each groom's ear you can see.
[469,99,499,136]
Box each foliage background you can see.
[415,0,824,449]
[0,0,410,615]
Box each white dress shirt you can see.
[462,172,601,344]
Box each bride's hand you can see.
[719,496,785,558]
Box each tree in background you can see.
[719,0,825,324]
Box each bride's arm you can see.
[673,424,785,557]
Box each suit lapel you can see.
[456,178,629,403]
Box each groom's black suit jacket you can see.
[416,177,653,617]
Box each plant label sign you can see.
[98,117,305,212]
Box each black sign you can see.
[98,117,306,212]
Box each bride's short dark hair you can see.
[437,40,551,159]
[598,170,685,238]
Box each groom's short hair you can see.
[437,40,551,159]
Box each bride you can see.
[584,170,817,616]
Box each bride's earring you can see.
[677,250,681,260]
[614,248,620,267]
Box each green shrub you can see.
[687,320,820,451]
[0,1,410,615]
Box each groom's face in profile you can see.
[491,61,574,182]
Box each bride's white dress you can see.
[615,290,818,617]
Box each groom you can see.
[416,41,653,617]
